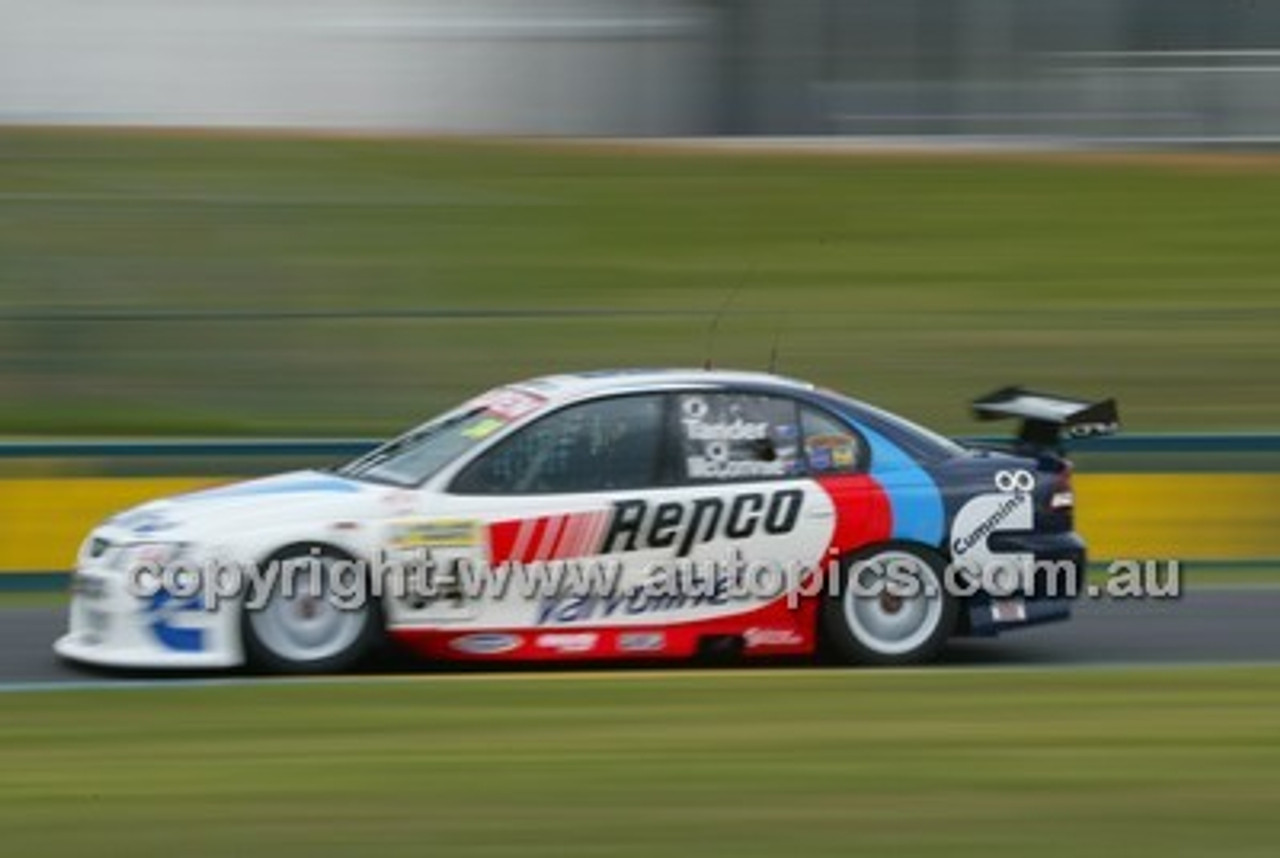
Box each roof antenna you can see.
[767,312,789,375]
[704,262,753,370]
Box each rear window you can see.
[820,392,964,464]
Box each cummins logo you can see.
[949,472,1037,569]
[602,489,804,558]
[952,492,1031,556]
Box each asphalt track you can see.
[1,587,1278,689]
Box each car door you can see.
[411,392,679,642]
[649,389,836,628]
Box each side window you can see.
[675,392,802,483]
[451,395,665,494]
[800,406,865,475]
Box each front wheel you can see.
[242,546,383,674]
[822,544,958,666]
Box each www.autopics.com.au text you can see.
[117,550,1184,612]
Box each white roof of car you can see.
[511,368,816,404]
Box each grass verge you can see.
[1,666,1278,856]
[2,132,1279,435]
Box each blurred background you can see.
[1,0,1279,438]
[2,7,1280,857]
[6,0,1280,138]
[0,0,1278,571]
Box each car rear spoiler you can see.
[971,386,1120,450]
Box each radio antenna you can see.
[767,312,789,375]
[704,262,754,370]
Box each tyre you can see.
[242,545,383,674]
[822,543,958,666]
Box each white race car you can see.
[56,369,1111,672]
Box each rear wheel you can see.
[243,546,382,674]
[823,544,957,666]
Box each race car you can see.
[55,369,1118,673]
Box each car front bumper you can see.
[54,567,242,670]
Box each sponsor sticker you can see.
[1066,421,1119,439]
[535,632,599,654]
[994,469,1035,493]
[145,590,206,653]
[390,518,481,550]
[805,433,858,472]
[462,417,506,440]
[743,627,803,649]
[115,509,179,535]
[950,491,1034,560]
[601,489,803,558]
[473,388,546,420]
[449,633,522,655]
[616,631,666,653]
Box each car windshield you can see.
[337,387,547,486]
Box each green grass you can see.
[1,666,1279,856]
[0,589,66,607]
[2,131,1279,435]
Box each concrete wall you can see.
[0,0,716,134]
[4,0,1280,139]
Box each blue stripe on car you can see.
[826,408,946,547]
[179,474,362,501]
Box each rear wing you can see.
[971,386,1120,450]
